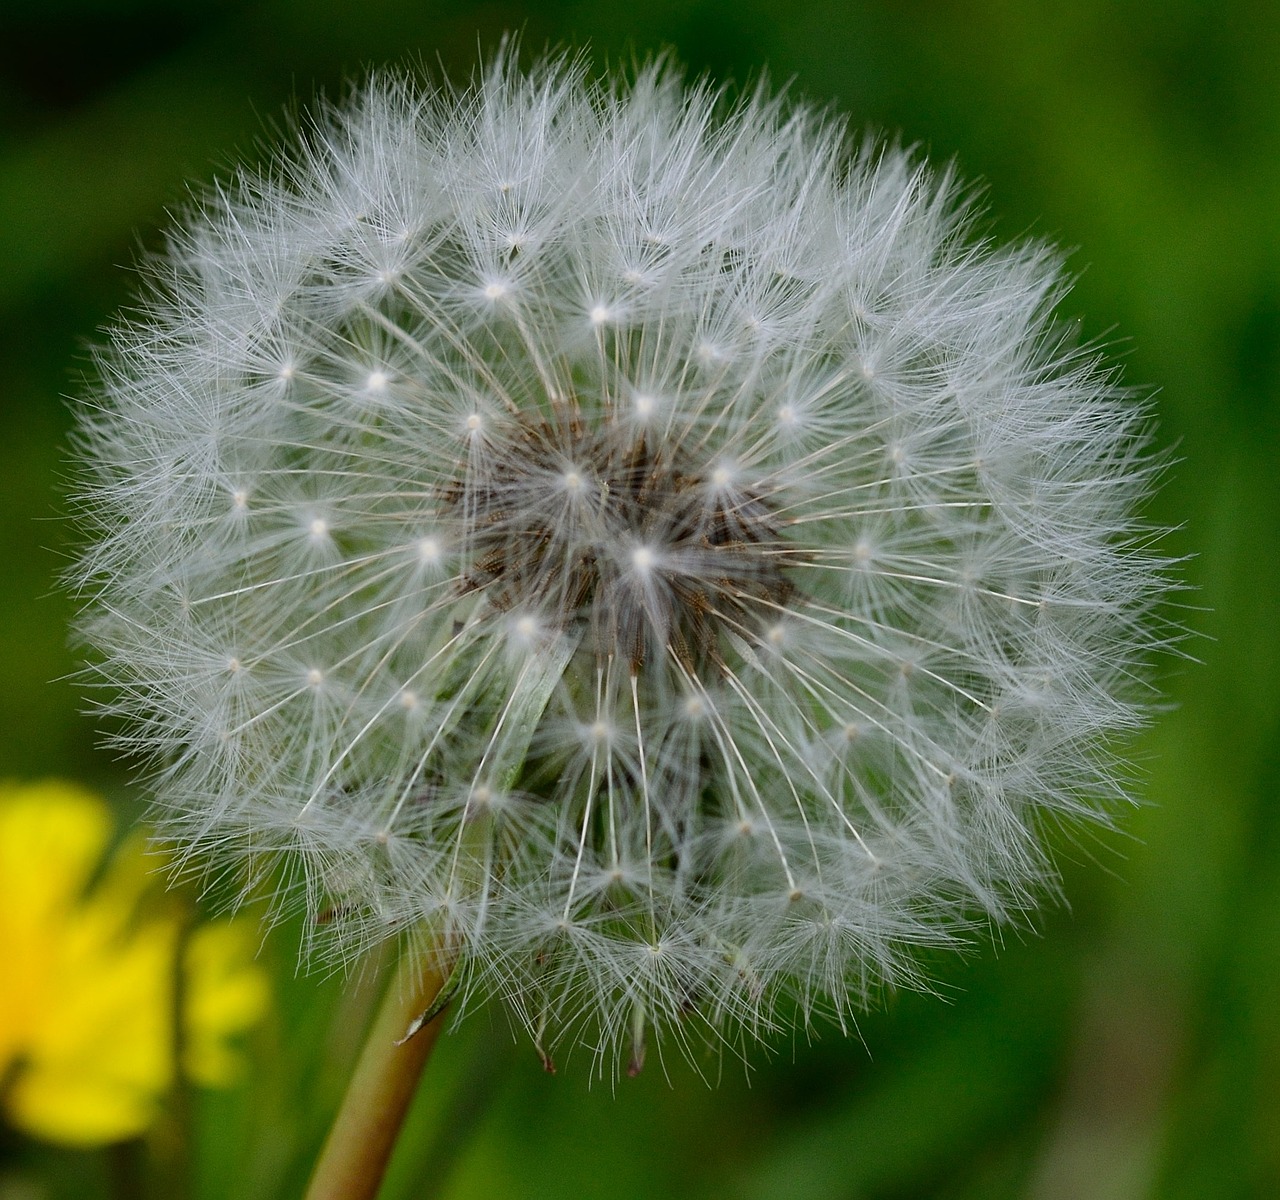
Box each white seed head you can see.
[70,53,1174,1073]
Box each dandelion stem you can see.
[304,945,454,1200]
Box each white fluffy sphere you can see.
[72,53,1171,1071]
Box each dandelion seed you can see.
[70,52,1174,1073]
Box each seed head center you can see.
[446,405,793,670]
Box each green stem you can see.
[304,946,454,1200]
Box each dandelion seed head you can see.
[70,51,1175,1073]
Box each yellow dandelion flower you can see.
[0,781,270,1148]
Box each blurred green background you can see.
[1,1,1276,1197]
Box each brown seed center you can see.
[444,405,793,670]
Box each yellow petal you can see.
[26,917,176,1096]
[183,920,271,1086]
[0,782,112,1074]
[6,1066,158,1148]
[0,782,271,1148]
